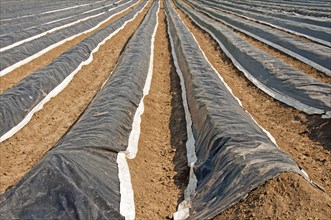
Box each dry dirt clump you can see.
[307,116,331,151]
[216,173,331,220]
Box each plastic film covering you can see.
[206,0,331,28]
[175,0,331,118]
[185,0,331,76]
[210,0,331,14]
[0,152,124,219]
[165,0,303,219]
[232,0,331,17]
[0,0,159,218]
[0,0,137,70]
[0,0,123,46]
[0,0,148,141]
[260,0,331,8]
[0,0,111,35]
[0,0,100,20]
[195,0,331,47]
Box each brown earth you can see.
[0,1,152,193]
[173,0,331,218]
[127,5,189,219]
[307,115,331,151]
[0,1,142,93]
[216,173,331,220]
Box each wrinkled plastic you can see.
[0,0,98,20]
[0,0,147,138]
[0,0,128,47]
[0,1,159,219]
[208,0,331,27]
[196,0,331,47]
[165,0,303,219]
[0,0,137,70]
[0,0,113,34]
[175,0,331,118]
[230,0,331,17]
[185,0,331,76]
[0,151,124,219]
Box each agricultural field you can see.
[0,0,330,219]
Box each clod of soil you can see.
[215,173,331,220]
[307,116,331,151]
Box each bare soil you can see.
[0,2,152,193]
[173,1,331,218]
[307,116,331,151]
[127,5,189,219]
[0,1,142,93]
[216,173,331,220]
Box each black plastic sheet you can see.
[0,0,137,70]
[185,0,331,76]
[0,0,122,43]
[213,0,331,18]
[0,151,124,219]
[207,0,331,27]
[0,0,96,20]
[166,0,305,218]
[243,0,331,12]
[175,0,331,118]
[195,0,331,47]
[0,0,147,139]
[0,0,159,218]
[0,0,112,33]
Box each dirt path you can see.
[0,1,152,193]
[173,1,331,218]
[0,1,142,93]
[127,5,189,219]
